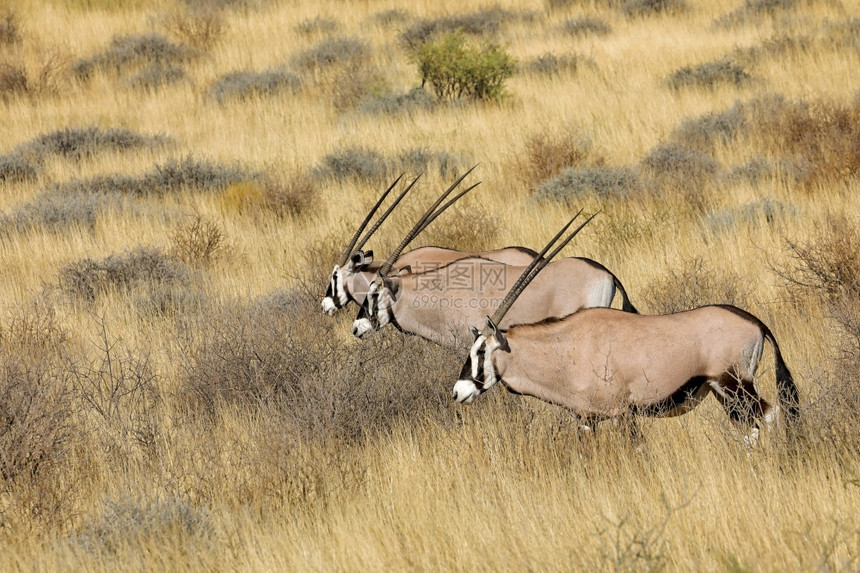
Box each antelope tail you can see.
[764,328,800,425]
[612,277,638,314]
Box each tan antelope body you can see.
[323,246,537,315]
[451,215,800,438]
[453,306,799,435]
[352,255,637,346]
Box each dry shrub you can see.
[521,52,582,77]
[640,142,721,210]
[0,300,77,531]
[312,147,389,183]
[58,247,192,303]
[0,9,20,46]
[73,34,191,81]
[533,165,641,203]
[400,7,529,49]
[419,203,501,251]
[169,215,228,267]
[781,217,860,450]
[714,0,800,28]
[639,257,752,314]
[665,57,751,90]
[516,128,592,189]
[159,5,226,49]
[706,197,795,233]
[295,16,338,36]
[783,216,860,347]
[73,495,214,558]
[357,87,436,116]
[0,49,68,101]
[0,153,38,183]
[174,286,460,443]
[328,64,388,112]
[748,95,860,189]
[290,35,369,74]
[562,17,611,36]
[208,68,301,104]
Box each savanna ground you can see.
[0,0,858,569]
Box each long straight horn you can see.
[353,173,422,253]
[487,211,598,330]
[377,165,478,277]
[337,173,405,266]
[413,181,481,238]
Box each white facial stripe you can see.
[471,335,486,380]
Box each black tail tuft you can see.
[614,278,639,314]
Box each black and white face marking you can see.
[452,334,500,403]
[352,280,391,338]
[322,265,350,315]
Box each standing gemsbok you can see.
[352,206,638,347]
[452,215,800,441]
[322,168,538,315]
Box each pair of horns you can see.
[376,165,480,277]
[336,173,422,267]
[484,209,598,334]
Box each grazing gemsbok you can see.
[322,170,538,315]
[352,207,638,347]
[452,216,800,442]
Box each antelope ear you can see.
[469,326,480,340]
[383,276,401,299]
[395,265,412,276]
[364,250,373,262]
[486,317,510,352]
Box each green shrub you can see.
[411,32,516,102]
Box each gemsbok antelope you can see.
[451,215,800,442]
[322,170,538,315]
[352,208,638,347]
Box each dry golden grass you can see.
[0,0,858,570]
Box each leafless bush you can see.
[621,0,686,16]
[0,300,74,484]
[370,8,411,28]
[70,317,162,452]
[516,128,592,189]
[520,53,583,77]
[533,165,642,203]
[58,247,192,303]
[0,9,20,46]
[295,16,338,36]
[208,68,301,104]
[312,147,389,183]
[74,34,191,80]
[0,193,111,235]
[0,153,38,183]
[0,49,68,101]
[714,0,799,28]
[665,57,751,90]
[782,216,859,345]
[290,36,369,74]
[169,215,228,267]
[641,142,721,187]
[357,87,436,116]
[46,156,251,198]
[706,197,794,233]
[420,203,501,251]
[159,5,226,49]
[73,495,214,557]
[22,126,169,161]
[395,147,467,179]
[126,63,186,90]
[640,257,752,314]
[400,7,531,49]
[671,100,747,151]
[174,286,460,443]
[562,17,611,36]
